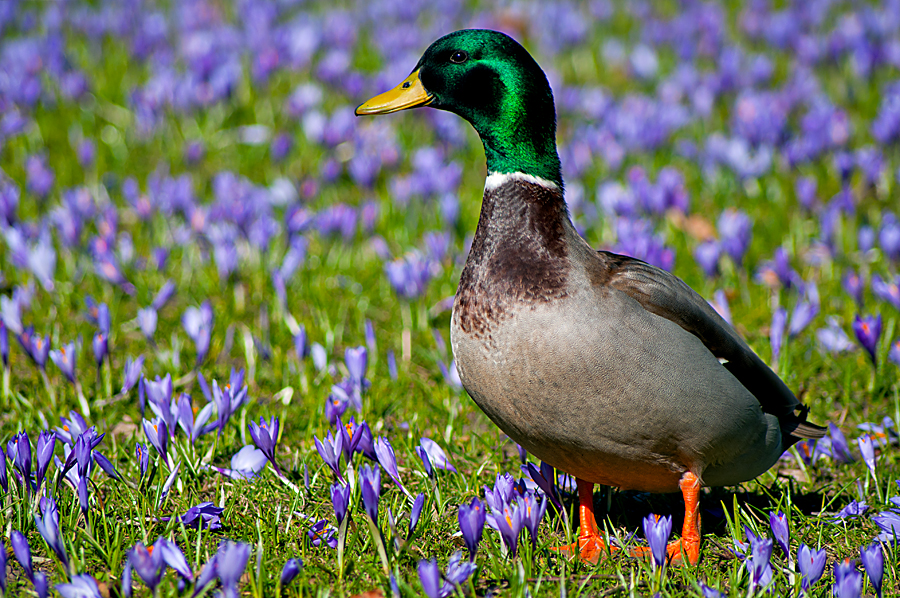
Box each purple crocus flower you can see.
[212,445,268,480]
[872,274,900,310]
[121,355,144,394]
[55,411,89,446]
[643,514,672,570]
[881,213,900,260]
[769,510,790,561]
[842,270,865,307]
[314,431,344,482]
[216,541,250,598]
[852,314,882,364]
[374,436,410,497]
[75,433,94,480]
[26,154,54,198]
[817,317,856,354]
[345,345,369,398]
[307,519,338,548]
[49,341,77,384]
[874,509,900,543]
[828,423,855,463]
[359,464,381,522]
[416,437,457,476]
[56,574,102,598]
[177,394,213,445]
[798,544,826,593]
[209,374,249,437]
[409,492,425,539]
[331,482,351,526]
[770,307,787,360]
[280,558,302,589]
[142,417,169,467]
[698,584,726,598]
[12,431,32,493]
[890,339,900,367]
[522,491,548,551]
[348,419,376,461]
[11,529,34,582]
[861,542,883,598]
[387,350,397,380]
[191,553,218,597]
[1,321,8,368]
[33,572,48,598]
[418,559,441,598]
[18,327,51,369]
[833,559,862,598]
[134,443,149,478]
[858,434,877,475]
[693,240,721,278]
[35,496,68,569]
[137,307,158,343]
[747,537,773,593]
[182,302,213,366]
[494,499,526,557]
[144,373,174,425]
[180,502,224,531]
[128,541,164,594]
[385,251,433,300]
[335,416,364,462]
[248,416,282,476]
[458,496,486,560]
[325,387,349,425]
[718,209,752,267]
[150,280,175,311]
[523,461,562,509]
[156,461,181,509]
[830,500,869,522]
[0,446,6,493]
[92,333,108,369]
[293,325,309,361]
[311,343,328,372]
[34,430,55,492]
[442,552,477,596]
[77,476,89,518]
[270,132,293,162]
[85,300,111,335]
[789,284,819,338]
[94,452,119,480]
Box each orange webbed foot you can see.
[551,478,620,563]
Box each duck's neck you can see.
[465,77,563,188]
[480,135,563,188]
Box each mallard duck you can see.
[356,29,825,565]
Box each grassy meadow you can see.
[1,1,899,596]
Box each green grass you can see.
[1,1,900,597]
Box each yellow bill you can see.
[356,70,433,115]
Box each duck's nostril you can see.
[402,82,411,89]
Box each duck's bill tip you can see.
[355,70,433,116]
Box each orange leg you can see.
[551,478,618,563]
[672,471,702,565]
[553,473,702,566]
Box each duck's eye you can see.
[449,50,468,64]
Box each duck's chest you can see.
[451,176,570,344]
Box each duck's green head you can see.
[357,29,562,188]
